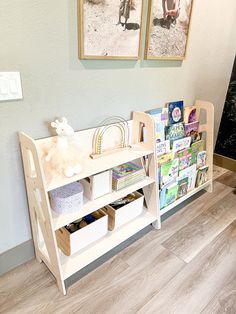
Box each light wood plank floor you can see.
[0,166,236,314]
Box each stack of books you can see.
[112,162,146,191]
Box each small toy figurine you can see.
[45,118,82,178]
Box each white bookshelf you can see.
[19,100,214,295]
[19,111,160,295]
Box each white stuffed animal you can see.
[45,118,82,178]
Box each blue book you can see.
[166,101,184,125]
[147,107,169,126]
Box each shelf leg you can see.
[204,181,213,193]
[152,219,161,230]
[35,251,42,263]
[57,278,66,296]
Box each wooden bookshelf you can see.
[19,112,160,295]
[19,100,214,295]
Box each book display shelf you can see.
[156,100,214,216]
[19,100,213,295]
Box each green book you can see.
[160,158,179,187]
[191,140,204,164]
[177,177,188,198]
[165,182,178,206]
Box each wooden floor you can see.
[0,166,236,314]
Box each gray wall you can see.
[0,0,235,254]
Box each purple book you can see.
[184,121,199,138]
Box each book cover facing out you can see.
[191,140,204,164]
[165,183,178,207]
[197,150,207,168]
[176,148,193,171]
[160,158,179,186]
[177,177,188,198]
[196,165,209,187]
[165,122,185,146]
[178,164,197,191]
[184,106,197,124]
[172,137,191,153]
[156,140,170,156]
[166,101,184,125]
[147,107,169,126]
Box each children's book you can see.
[178,164,197,191]
[172,136,191,153]
[191,140,204,164]
[157,152,173,167]
[177,177,188,198]
[166,101,184,125]
[157,152,173,187]
[154,120,165,143]
[147,107,169,126]
[156,140,170,157]
[196,165,209,187]
[165,182,178,207]
[197,150,207,168]
[160,158,179,187]
[160,182,178,209]
[159,186,166,209]
[184,121,200,142]
[175,148,192,171]
[165,122,184,147]
[184,106,197,123]
[112,162,145,191]
[192,131,202,143]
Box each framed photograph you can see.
[78,0,144,60]
[145,0,194,60]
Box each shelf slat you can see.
[58,211,157,279]
[160,180,212,216]
[52,177,155,230]
[46,144,153,191]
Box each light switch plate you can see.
[0,72,23,101]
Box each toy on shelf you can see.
[90,116,131,159]
[45,118,82,178]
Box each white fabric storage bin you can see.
[49,182,83,214]
[55,211,108,255]
[81,170,112,200]
[104,191,144,231]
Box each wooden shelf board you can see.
[58,211,157,279]
[46,144,153,191]
[160,180,212,216]
[52,177,155,230]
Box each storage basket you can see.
[49,182,83,214]
[103,191,144,231]
[55,210,108,255]
[81,170,112,200]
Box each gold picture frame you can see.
[78,0,145,60]
[145,0,194,60]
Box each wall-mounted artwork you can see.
[78,0,144,60]
[145,0,193,60]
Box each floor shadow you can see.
[125,23,140,30]
[153,17,162,26]
[153,17,172,29]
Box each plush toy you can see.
[45,118,82,178]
